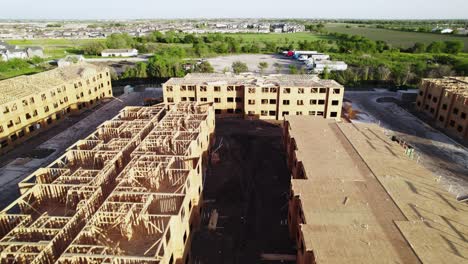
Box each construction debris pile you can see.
[0,102,215,264]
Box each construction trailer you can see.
[0,102,215,264]
[309,60,348,73]
[0,63,113,154]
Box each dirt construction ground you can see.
[207,54,303,74]
[191,119,295,264]
[346,90,468,198]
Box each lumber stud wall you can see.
[0,102,215,264]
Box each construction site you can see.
[0,102,215,264]
[191,119,295,263]
[415,76,468,142]
[0,72,467,264]
[0,62,113,154]
[163,73,344,120]
[284,116,468,264]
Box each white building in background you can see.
[26,47,44,58]
[441,28,454,34]
[101,48,138,57]
[0,49,28,60]
[455,28,468,35]
[0,41,44,61]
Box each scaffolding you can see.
[0,102,215,264]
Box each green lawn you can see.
[7,38,106,59]
[325,23,468,52]
[0,67,44,80]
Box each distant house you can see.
[26,47,44,58]
[0,50,7,61]
[441,28,454,34]
[0,41,17,50]
[0,41,44,61]
[455,28,468,35]
[101,49,138,57]
[1,49,28,60]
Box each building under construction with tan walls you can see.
[0,62,113,154]
[0,102,215,264]
[283,116,467,264]
[415,77,468,142]
[163,73,344,120]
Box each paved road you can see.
[346,91,468,198]
[0,92,146,209]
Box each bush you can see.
[232,61,248,74]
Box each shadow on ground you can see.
[191,118,295,264]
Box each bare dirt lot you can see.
[346,90,468,198]
[191,119,295,264]
[207,54,302,74]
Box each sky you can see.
[0,0,467,20]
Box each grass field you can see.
[325,23,468,52]
[0,67,44,80]
[7,39,106,58]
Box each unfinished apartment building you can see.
[0,102,215,264]
[0,62,113,154]
[163,73,344,120]
[415,76,468,142]
[284,116,467,264]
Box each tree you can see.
[194,43,209,57]
[106,33,135,49]
[411,42,426,53]
[375,66,391,81]
[249,42,261,53]
[194,61,214,73]
[392,64,413,86]
[273,62,282,74]
[227,40,241,53]
[427,65,455,78]
[258,62,268,74]
[444,41,464,54]
[316,23,325,33]
[322,67,330,79]
[121,62,148,79]
[426,41,446,53]
[289,65,298,74]
[214,42,229,54]
[232,61,249,74]
[83,41,107,55]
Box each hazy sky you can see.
[1,0,467,20]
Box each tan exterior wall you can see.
[283,119,310,264]
[164,83,245,118]
[416,78,468,141]
[0,68,113,153]
[164,78,343,121]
